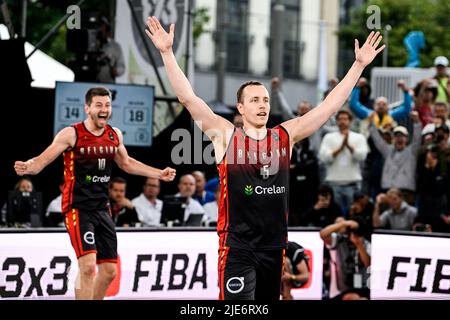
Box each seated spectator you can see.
[109,177,139,227]
[369,111,422,204]
[372,189,418,231]
[281,241,310,300]
[320,217,371,300]
[203,187,219,226]
[132,178,163,227]
[174,174,205,222]
[191,171,215,205]
[44,178,64,227]
[302,185,343,228]
[1,177,35,227]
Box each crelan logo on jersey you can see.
[85,175,111,184]
[244,184,286,196]
[244,185,254,195]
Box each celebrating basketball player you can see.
[146,16,384,300]
[14,87,176,300]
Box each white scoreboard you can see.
[54,81,154,147]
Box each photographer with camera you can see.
[320,216,371,300]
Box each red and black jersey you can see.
[62,122,119,213]
[217,126,290,250]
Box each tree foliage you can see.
[339,0,450,68]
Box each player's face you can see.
[86,95,112,129]
[109,182,126,201]
[238,85,270,129]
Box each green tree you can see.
[339,0,450,71]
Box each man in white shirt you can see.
[319,110,369,214]
[174,174,205,222]
[45,179,64,227]
[203,187,220,226]
[131,178,163,227]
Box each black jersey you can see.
[217,126,290,250]
[62,122,119,213]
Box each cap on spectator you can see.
[434,56,449,67]
[393,126,409,136]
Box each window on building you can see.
[226,0,249,73]
[269,0,303,78]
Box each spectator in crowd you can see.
[281,241,310,300]
[432,56,450,103]
[372,189,418,231]
[352,77,374,109]
[369,111,422,204]
[302,185,343,228]
[271,78,323,222]
[435,124,450,147]
[44,178,64,227]
[203,187,220,226]
[174,174,205,222]
[416,144,448,232]
[191,171,215,205]
[319,110,369,213]
[413,79,437,127]
[348,192,374,238]
[288,133,320,226]
[132,177,163,227]
[109,177,139,227]
[1,177,35,226]
[350,79,412,128]
[95,17,125,83]
[422,102,450,137]
[433,102,450,126]
[271,77,332,154]
[323,78,340,100]
[320,217,371,300]
[204,176,220,193]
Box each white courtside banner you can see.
[371,233,450,300]
[0,230,323,300]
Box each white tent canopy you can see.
[0,24,74,88]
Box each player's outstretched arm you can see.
[145,16,233,137]
[113,128,176,182]
[14,127,76,176]
[282,31,385,144]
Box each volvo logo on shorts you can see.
[83,231,95,245]
[226,277,245,294]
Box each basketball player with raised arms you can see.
[146,16,384,300]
